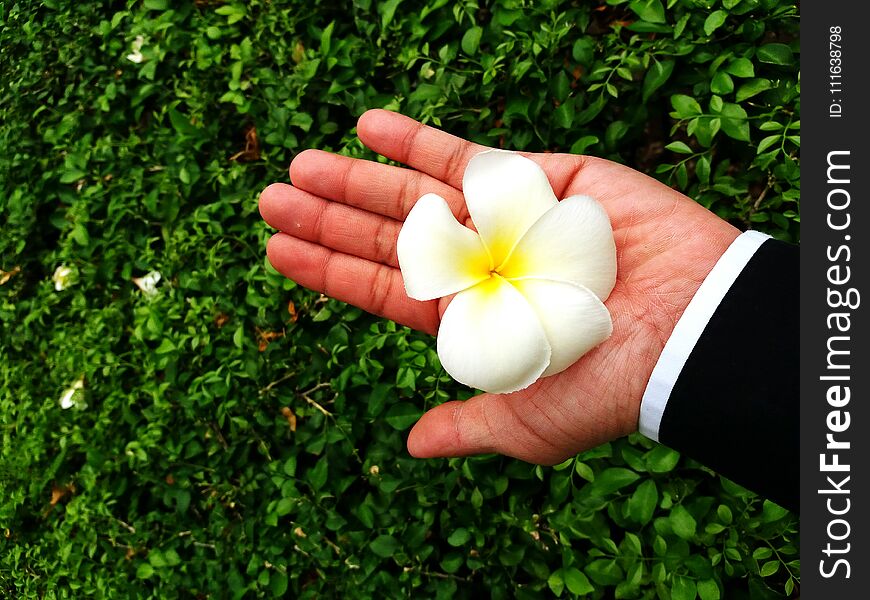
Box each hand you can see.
[259,110,739,465]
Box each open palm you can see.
[260,110,739,465]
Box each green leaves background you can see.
[1,0,798,597]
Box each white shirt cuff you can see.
[638,230,772,441]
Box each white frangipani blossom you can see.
[126,35,145,63]
[132,271,161,296]
[59,377,85,410]
[53,265,73,291]
[397,150,617,394]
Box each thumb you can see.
[406,394,566,463]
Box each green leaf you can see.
[554,102,574,129]
[164,548,181,567]
[670,505,697,539]
[697,579,720,600]
[174,489,191,514]
[724,57,755,78]
[384,402,422,430]
[629,0,666,24]
[643,58,675,102]
[563,567,594,595]
[696,155,711,184]
[547,570,565,596]
[308,458,329,491]
[570,135,599,155]
[735,78,772,102]
[60,169,86,183]
[710,71,733,95]
[148,549,167,568]
[379,0,402,29]
[757,135,780,154]
[270,571,289,596]
[585,559,624,586]
[447,528,471,547]
[675,162,688,189]
[575,95,606,126]
[671,575,697,600]
[760,560,780,577]
[605,120,629,148]
[622,532,643,557]
[591,467,640,495]
[275,497,294,516]
[572,38,594,65]
[136,563,155,578]
[441,552,463,573]
[674,13,690,38]
[461,26,483,55]
[143,0,169,9]
[671,94,702,117]
[320,21,334,55]
[757,43,794,65]
[719,103,750,142]
[704,10,727,36]
[761,500,791,522]
[370,534,400,558]
[646,445,680,472]
[665,141,693,154]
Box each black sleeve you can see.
[657,239,799,512]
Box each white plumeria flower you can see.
[126,35,145,63]
[132,270,161,296]
[397,150,616,394]
[59,377,85,410]
[52,265,73,291]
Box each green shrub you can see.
[1,0,798,597]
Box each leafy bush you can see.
[1,0,798,598]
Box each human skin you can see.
[259,109,739,465]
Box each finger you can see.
[267,233,440,335]
[406,394,571,465]
[289,149,468,222]
[357,109,488,190]
[260,183,402,268]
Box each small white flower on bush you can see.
[52,265,73,291]
[126,35,145,63]
[397,151,616,394]
[132,270,161,296]
[59,377,85,410]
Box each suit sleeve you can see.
[637,231,799,512]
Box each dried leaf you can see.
[229,125,260,162]
[0,266,21,285]
[50,482,75,506]
[280,406,297,431]
[256,328,284,351]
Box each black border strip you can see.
[801,5,869,595]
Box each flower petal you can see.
[437,276,551,394]
[462,151,558,268]
[510,278,612,376]
[500,194,617,300]
[132,271,162,296]
[397,193,491,301]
